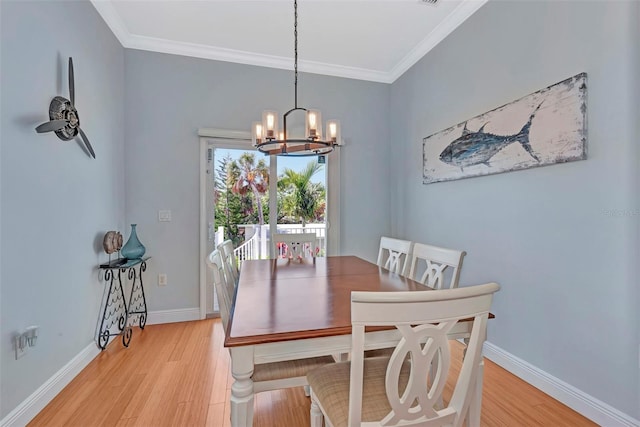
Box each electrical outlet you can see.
[158,273,167,286]
[14,334,27,359]
[158,210,172,222]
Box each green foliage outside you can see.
[214,153,325,247]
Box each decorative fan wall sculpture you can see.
[35,57,96,159]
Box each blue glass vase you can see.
[121,224,146,260]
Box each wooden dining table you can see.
[224,255,484,427]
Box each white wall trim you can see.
[484,341,640,427]
[90,0,487,84]
[0,309,200,427]
[146,308,201,325]
[388,0,488,82]
[0,343,100,427]
[199,136,209,321]
[90,0,129,46]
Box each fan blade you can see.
[78,127,96,159]
[35,119,69,133]
[69,57,75,105]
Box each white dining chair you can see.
[205,249,335,397]
[206,249,234,331]
[407,242,466,290]
[376,236,413,276]
[272,232,318,259]
[307,282,500,427]
[218,239,239,287]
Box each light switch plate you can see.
[158,210,172,222]
[158,273,167,286]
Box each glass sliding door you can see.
[212,148,271,262]
[274,156,327,258]
[202,133,338,317]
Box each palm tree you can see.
[229,153,269,225]
[278,161,324,226]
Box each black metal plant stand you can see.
[97,257,149,350]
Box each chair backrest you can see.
[206,249,233,331]
[376,236,413,276]
[348,282,500,427]
[218,239,239,286]
[407,242,466,290]
[271,232,317,259]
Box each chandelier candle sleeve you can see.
[262,111,278,140]
[327,120,340,143]
[306,110,322,139]
[253,122,263,145]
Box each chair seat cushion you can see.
[253,355,336,382]
[307,356,409,427]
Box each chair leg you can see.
[304,384,311,397]
[466,359,484,427]
[310,390,324,427]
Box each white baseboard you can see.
[146,307,201,325]
[483,341,639,427]
[0,343,100,427]
[0,308,200,427]
[10,317,633,427]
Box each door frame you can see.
[199,128,253,319]
[198,128,341,319]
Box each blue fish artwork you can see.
[439,102,543,170]
[423,72,587,184]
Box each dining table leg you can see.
[229,346,255,427]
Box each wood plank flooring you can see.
[29,319,597,426]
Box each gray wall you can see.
[124,50,391,311]
[3,0,637,422]
[390,0,639,418]
[0,0,125,419]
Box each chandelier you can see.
[252,0,340,157]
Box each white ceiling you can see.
[91,0,488,83]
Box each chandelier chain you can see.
[252,0,338,157]
[294,0,298,108]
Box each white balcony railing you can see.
[230,223,326,266]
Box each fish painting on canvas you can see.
[439,102,543,170]
[423,73,587,184]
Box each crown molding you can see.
[90,0,129,46]
[127,34,394,83]
[91,0,488,84]
[388,0,489,82]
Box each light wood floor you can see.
[29,319,597,427]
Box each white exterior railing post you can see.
[216,226,225,247]
[260,225,268,259]
[233,223,327,262]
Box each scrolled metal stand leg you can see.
[126,265,138,328]
[122,326,133,347]
[119,267,131,347]
[97,269,115,350]
[138,261,148,329]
